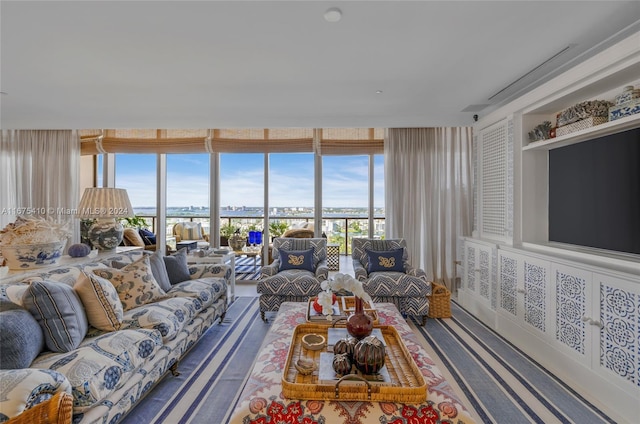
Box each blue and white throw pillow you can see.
[365,248,405,273]
[278,248,316,272]
[22,281,89,353]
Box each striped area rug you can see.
[235,256,262,281]
[408,302,615,424]
[120,297,616,424]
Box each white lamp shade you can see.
[77,188,134,219]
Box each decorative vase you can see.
[88,219,124,250]
[346,297,373,340]
[228,234,246,251]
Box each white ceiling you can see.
[1,0,640,129]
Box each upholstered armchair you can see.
[352,238,431,325]
[172,222,210,249]
[258,237,328,321]
[122,228,156,251]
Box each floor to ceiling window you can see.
[166,153,210,240]
[219,153,264,245]
[373,154,385,238]
[114,153,157,231]
[322,155,370,254]
[83,128,384,252]
[268,153,315,238]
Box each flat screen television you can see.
[548,126,640,256]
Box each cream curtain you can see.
[0,130,81,243]
[385,127,473,291]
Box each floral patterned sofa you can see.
[0,249,230,424]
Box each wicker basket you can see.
[6,391,73,424]
[428,283,452,318]
[556,116,608,137]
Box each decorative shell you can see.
[68,243,91,258]
[353,335,386,375]
[332,353,352,376]
[295,357,316,376]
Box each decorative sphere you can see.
[353,336,386,374]
[333,337,357,359]
[332,353,352,376]
[68,243,91,257]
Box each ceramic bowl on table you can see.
[1,240,65,270]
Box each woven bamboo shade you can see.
[80,128,383,155]
[318,128,384,155]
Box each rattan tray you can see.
[282,323,427,402]
[306,296,379,325]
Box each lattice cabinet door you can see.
[462,240,497,326]
[521,256,551,335]
[551,263,593,361]
[498,250,521,319]
[498,250,551,337]
[593,273,640,390]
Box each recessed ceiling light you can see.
[375,90,383,94]
[324,7,342,23]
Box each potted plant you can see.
[269,221,289,241]
[220,223,236,247]
[121,215,149,229]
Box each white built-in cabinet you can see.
[461,243,640,422]
[463,31,640,423]
[460,239,496,326]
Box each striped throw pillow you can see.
[22,281,89,353]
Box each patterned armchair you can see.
[352,238,431,325]
[258,238,328,321]
[172,222,209,250]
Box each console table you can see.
[229,302,476,424]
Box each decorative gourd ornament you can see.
[332,353,352,376]
[68,243,91,258]
[333,337,357,359]
[353,335,386,374]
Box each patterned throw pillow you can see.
[93,256,166,311]
[22,281,89,353]
[365,248,405,273]
[177,222,202,241]
[278,248,315,272]
[74,272,124,331]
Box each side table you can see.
[176,240,198,252]
[327,243,340,271]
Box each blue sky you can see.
[114,153,384,208]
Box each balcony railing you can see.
[136,215,385,255]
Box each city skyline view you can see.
[113,153,385,210]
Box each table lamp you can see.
[77,188,133,250]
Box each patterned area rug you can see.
[235,255,262,281]
[120,298,615,424]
